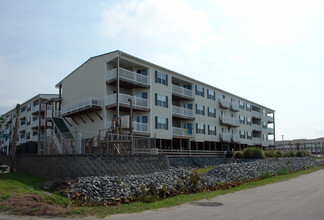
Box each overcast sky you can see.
[0,0,323,141]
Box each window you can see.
[208,107,216,117]
[247,131,252,139]
[246,117,252,125]
[262,109,266,116]
[239,115,245,124]
[183,85,192,90]
[20,121,25,126]
[208,125,216,135]
[222,94,226,99]
[246,103,251,111]
[221,111,225,116]
[207,89,215,100]
[183,103,193,110]
[136,116,148,123]
[221,127,227,133]
[263,134,268,141]
[155,71,168,85]
[136,69,148,76]
[33,116,38,121]
[262,121,267,129]
[21,106,26,113]
[155,93,168,107]
[136,92,148,99]
[26,117,30,126]
[26,132,30,140]
[27,103,31,111]
[195,85,204,97]
[33,131,38,137]
[240,130,245,139]
[155,117,168,130]
[33,100,39,107]
[196,104,205,115]
[183,123,193,130]
[239,100,244,109]
[196,123,205,134]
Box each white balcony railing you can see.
[46,109,61,118]
[219,115,239,126]
[232,134,241,143]
[231,102,240,111]
[172,127,195,138]
[19,123,26,131]
[267,127,274,134]
[62,97,102,116]
[172,85,194,99]
[106,93,149,110]
[31,119,45,128]
[133,122,149,133]
[219,99,230,108]
[252,110,261,119]
[32,104,46,114]
[172,106,194,118]
[20,111,27,118]
[267,116,274,123]
[252,123,262,131]
[220,133,231,142]
[106,68,149,86]
[253,137,262,145]
[19,137,26,144]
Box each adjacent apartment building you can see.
[276,137,324,154]
[54,50,275,153]
[0,94,59,154]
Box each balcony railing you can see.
[6,115,12,123]
[252,123,262,131]
[106,68,149,86]
[133,122,149,133]
[19,137,26,144]
[172,85,194,99]
[232,134,240,143]
[251,110,261,119]
[267,127,274,134]
[172,127,195,138]
[62,97,102,116]
[172,106,194,119]
[219,99,230,109]
[46,109,61,118]
[219,115,239,127]
[106,93,149,110]
[32,104,46,114]
[252,137,262,145]
[20,111,26,118]
[19,124,26,131]
[31,119,45,128]
[220,133,231,142]
[267,116,274,123]
[231,102,240,112]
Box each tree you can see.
[9,104,20,173]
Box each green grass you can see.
[1,167,324,218]
[191,165,214,173]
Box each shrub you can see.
[277,168,289,175]
[190,173,200,191]
[234,151,242,159]
[226,150,234,158]
[265,150,275,158]
[275,151,284,157]
[285,151,295,157]
[242,147,265,159]
[261,172,272,179]
[296,150,304,157]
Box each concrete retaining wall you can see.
[0,154,170,179]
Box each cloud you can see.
[98,0,217,52]
[210,0,321,46]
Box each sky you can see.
[0,0,323,141]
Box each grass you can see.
[1,167,324,218]
[191,165,214,173]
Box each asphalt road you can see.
[1,169,324,220]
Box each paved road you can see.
[1,170,324,220]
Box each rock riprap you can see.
[67,157,319,204]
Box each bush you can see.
[242,147,265,159]
[234,151,242,159]
[296,150,309,157]
[285,151,295,157]
[277,168,289,175]
[275,151,284,157]
[226,150,234,158]
[261,172,272,179]
[265,150,275,158]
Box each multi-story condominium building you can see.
[53,50,275,154]
[276,137,324,154]
[0,94,59,154]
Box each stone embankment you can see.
[67,157,320,204]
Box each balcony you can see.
[19,123,26,131]
[31,119,45,128]
[267,116,274,123]
[252,123,262,131]
[46,109,61,118]
[172,127,195,138]
[172,85,194,100]
[133,122,149,134]
[220,133,231,142]
[231,102,240,112]
[20,111,27,119]
[251,110,261,119]
[267,127,274,134]
[32,104,46,115]
[172,106,194,120]
[267,139,275,146]
[232,134,241,143]
[252,137,262,145]
[19,137,26,144]
[106,93,149,112]
[219,115,239,127]
[106,68,149,88]
[6,115,12,124]
[62,97,102,117]
[219,99,230,109]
